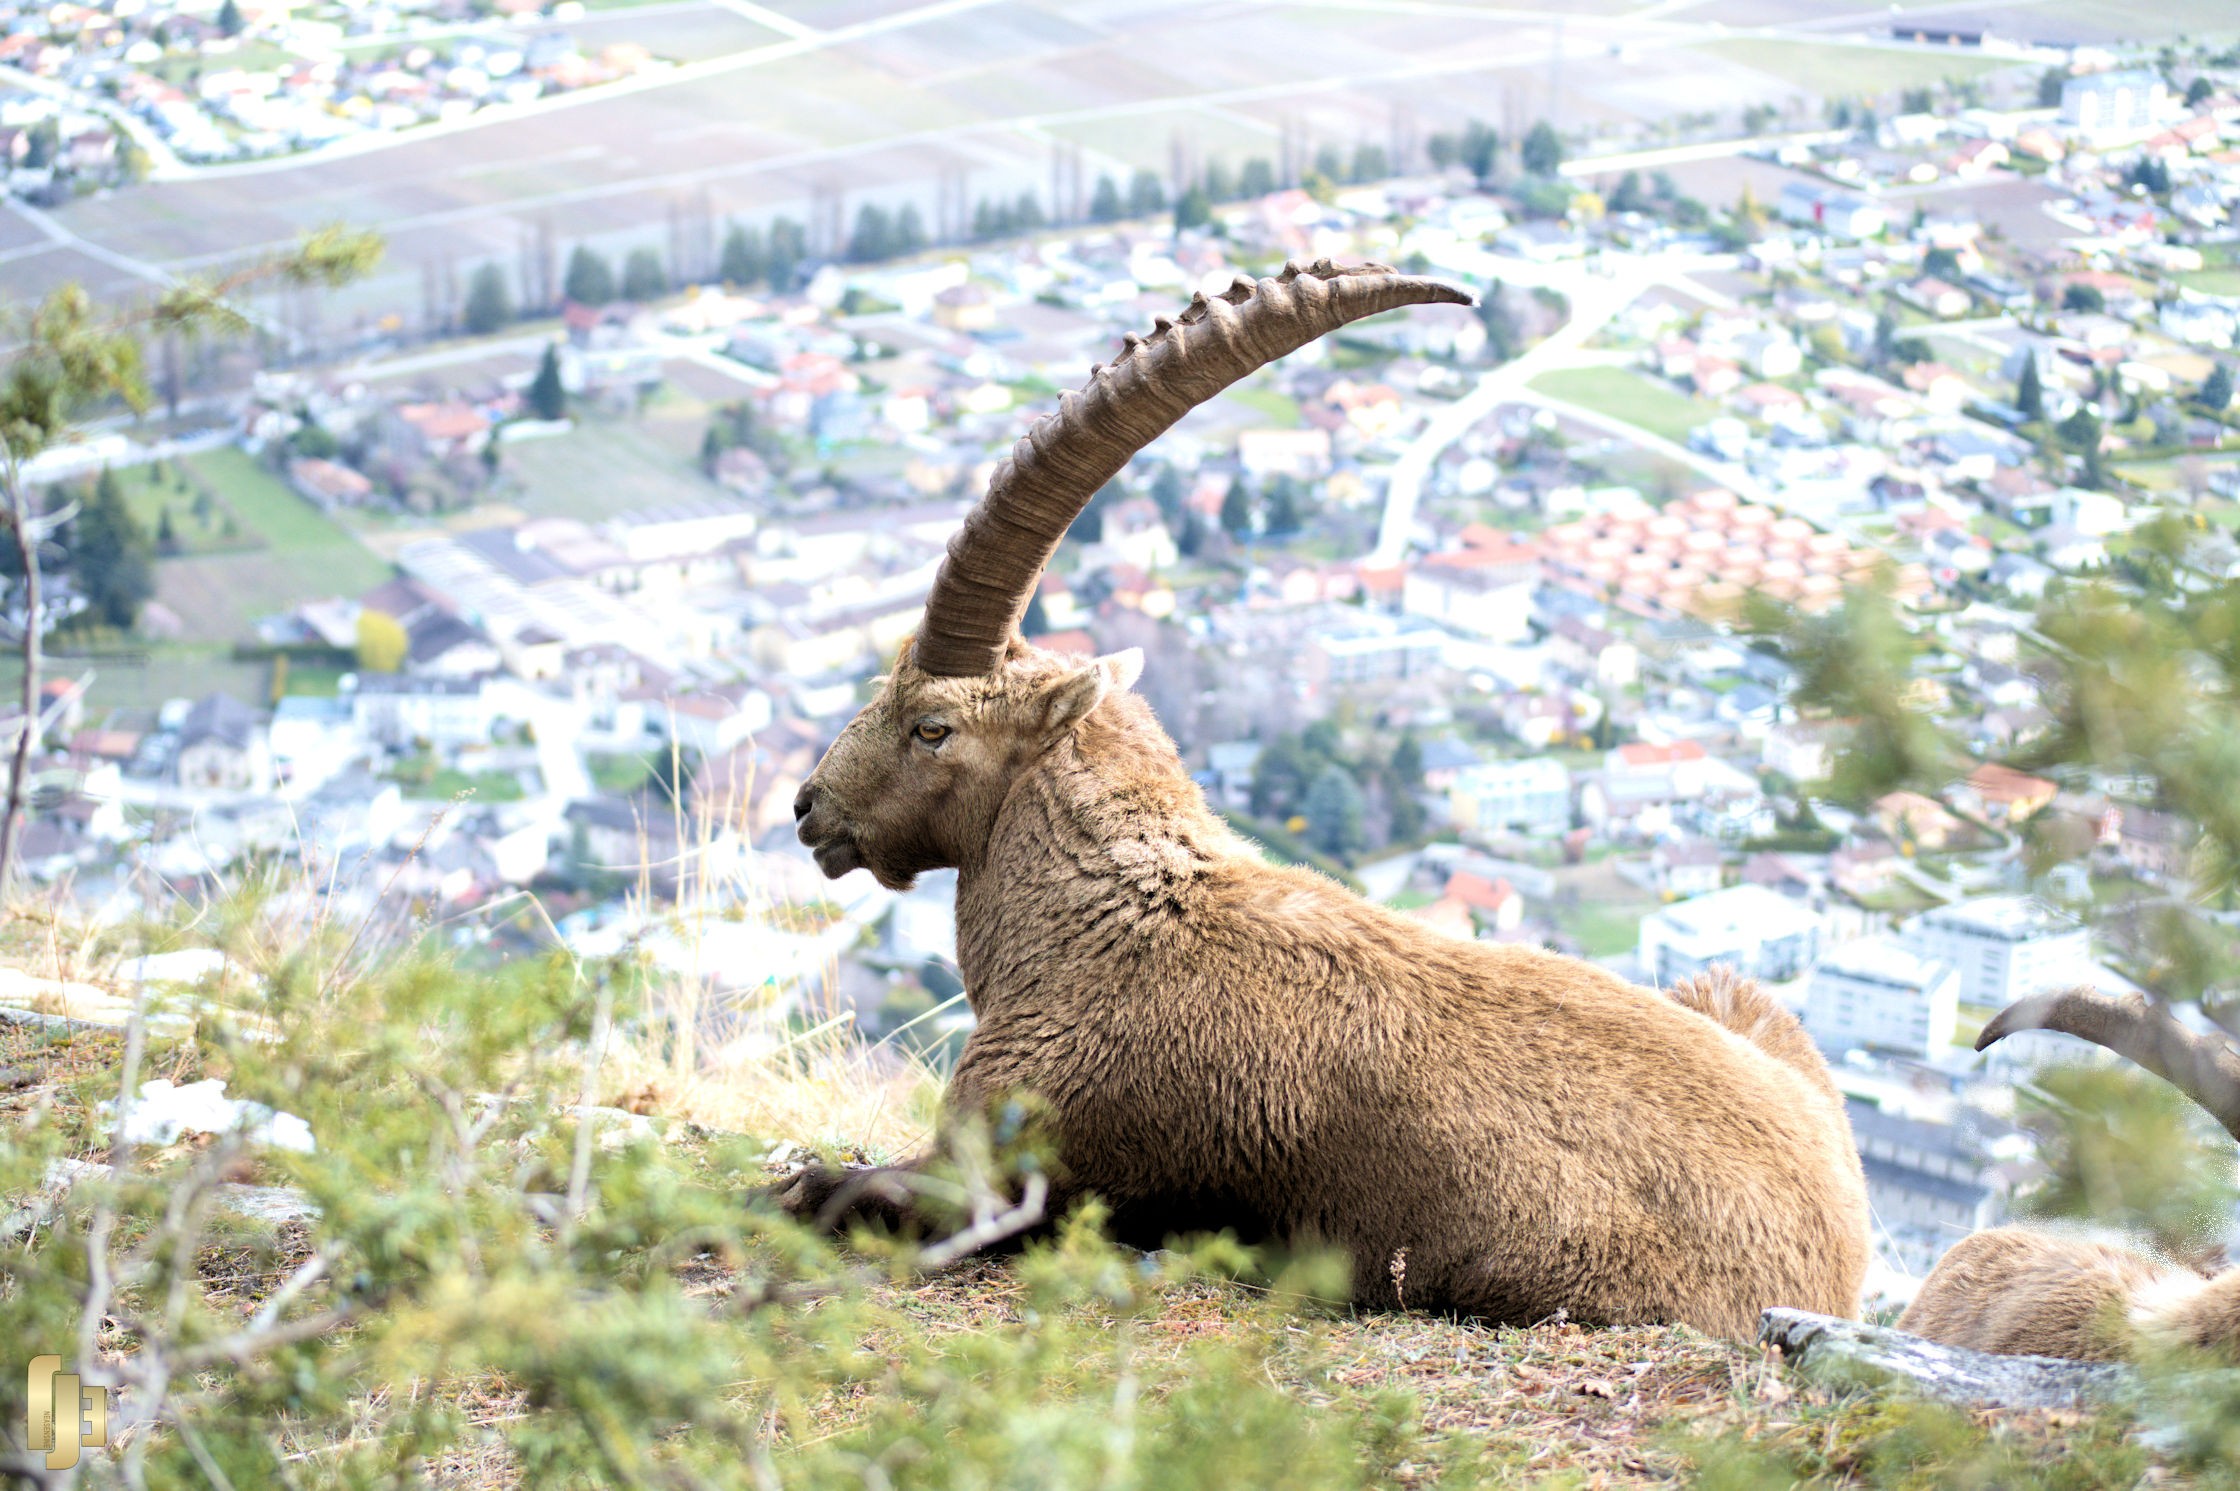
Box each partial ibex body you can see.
[1901,1226,2240,1361]
[1902,988,2240,1360]
[784,263,1871,1340]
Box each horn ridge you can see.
[909,263,1474,677]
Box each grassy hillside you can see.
[0,897,2228,1488]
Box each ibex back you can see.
[784,262,1871,1340]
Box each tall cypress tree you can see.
[527,344,566,421]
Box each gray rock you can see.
[1760,1308,2136,1410]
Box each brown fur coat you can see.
[792,674,1871,1342]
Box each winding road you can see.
[1370,247,1762,566]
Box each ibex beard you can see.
[784,260,1872,1342]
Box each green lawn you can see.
[11,645,268,713]
[385,752,528,802]
[275,660,353,698]
[587,752,657,794]
[147,450,392,645]
[2177,269,2240,297]
[1527,368,1721,447]
[1552,899,1653,959]
[112,461,249,556]
[1225,384,1304,428]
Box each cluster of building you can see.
[0,0,645,167]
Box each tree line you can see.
[445,114,1576,337]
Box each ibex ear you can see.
[1037,649,1142,736]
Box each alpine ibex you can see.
[781,261,1871,1340]
[1901,986,2240,1360]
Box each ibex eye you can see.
[914,722,950,744]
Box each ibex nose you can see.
[793,782,815,823]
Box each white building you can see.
[1449,757,1572,836]
[2059,69,2167,136]
[1898,896,2090,1008]
[1776,182,1888,240]
[1803,936,1961,1059]
[1403,564,1534,643]
[351,675,499,749]
[1638,884,1822,988]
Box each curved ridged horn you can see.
[911,261,1473,677]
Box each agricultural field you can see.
[1528,367,1723,447]
[10,0,2217,335]
[498,414,733,522]
[1692,37,2012,98]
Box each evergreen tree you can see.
[1312,144,1345,182]
[217,0,243,35]
[718,222,765,287]
[1477,280,1519,363]
[1520,120,1563,176]
[1391,732,1424,791]
[621,247,667,302]
[2018,355,2046,421]
[155,505,178,556]
[1173,184,1211,233]
[2185,75,2214,106]
[1607,170,1648,214]
[1088,174,1123,223]
[1126,168,1166,217]
[563,245,615,307]
[1249,733,1313,818]
[462,261,512,336]
[70,469,154,630]
[894,203,927,255]
[766,218,806,292]
[1264,476,1301,536]
[1349,142,1388,183]
[847,204,894,263]
[527,343,566,421]
[1238,157,1277,197]
[1013,190,1045,231]
[1303,763,1366,858]
[1459,120,1500,180]
[1149,464,1185,527]
[1427,132,1456,171]
[2063,282,2106,313]
[1219,475,1254,539]
[1201,159,1235,203]
[2203,361,2235,413]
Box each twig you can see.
[172,1306,361,1371]
[0,438,41,895]
[564,977,616,1234]
[916,1173,1048,1271]
[249,1244,337,1333]
[77,973,153,1372]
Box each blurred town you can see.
[8,30,2240,1277]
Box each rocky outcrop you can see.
[1760,1308,2135,1410]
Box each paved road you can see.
[1369,248,1749,566]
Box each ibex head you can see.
[795,261,1471,888]
[792,640,1143,889]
